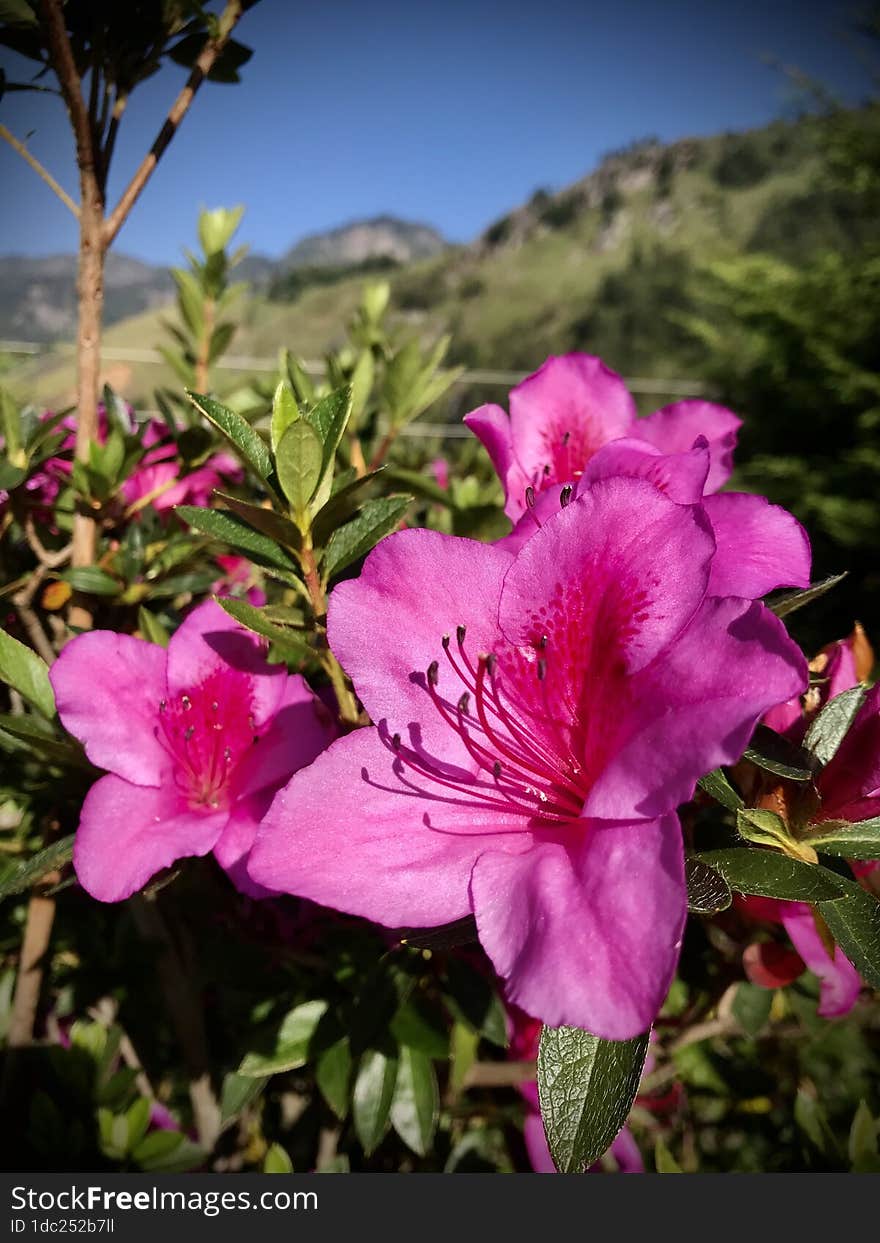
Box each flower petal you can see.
[635,399,740,492]
[213,788,278,899]
[73,774,227,902]
[248,727,530,927]
[327,529,512,757]
[586,596,808,820]
[231,674,336,801]
[166,599,285,728]
[500,476,715,676]
[780,904,861,1018]
[470,815,686,1039]
[464,404,533,522]
[817,682,880,821]
[578,437,710,504]
[50,632,168,785]
[702,493,811,598]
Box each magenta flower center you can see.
[388,625,599,824]
[157,669,258,810]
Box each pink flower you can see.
[249,472,806,1038]
[50,600,335,902]
[814,682,880,826]
[212,554,267,608]
[430,458,450,491]
[465,354,741,522]
[739,895,861,1017]
[764,624,873,740]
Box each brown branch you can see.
[0,124,80,219]
[39,0,99,191]
[4,881,60,1050]
[463,1059,537,1089]
[103,1,245,247]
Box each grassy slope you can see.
[7,118,834,413]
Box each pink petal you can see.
[635,399,741,492]
[232,674,336,800]
[470,815,685,1039]
[578,437,710,504]
[607,1127,645,1174]
[780,904,861,1017]
[523,1113,557,1173]
[50,632,169,786]
[701,493,811,598]
[817,683,880,821]
[73,774,227,902]
[213,788,279,899]
[327,529,513,760]
[464,404,533,523]
[587,597,808,820]
[166,599,285,729]
[500,476,714,677]
[248,727,530,927]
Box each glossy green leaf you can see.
[684,855,732,914]
[58,567,122,597]
[137,607,170,648]
[323,495,410,580]
[742,723,813,781]
[353,1049,399,1156]
[818,884,880,989]
[0,626,55,717]
[766,574,847,619]
[276,418,323,518]
[0,834,75,902]
[654,1137,683,1173]
[238,1000,328,1078]
[220,1072,266,1125]
[694,849,846,902]
[176,506,298,572]
[215,597,313,662]
[390,1047,439,1157]
[697,767,744,813]
[263,1143,294,1174]
[444,956,507,1048]
[537,1025,650,1173]
[0,714,88,767]
[316,1038,352,1120]
[213,492,301,552]
[807,816,880,860]
[804,686,867,766]
[732,982,773,1035]
[186,390,273,481]
[270,380,299,453]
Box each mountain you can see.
[277,215,446,273]
[0,252,172,343]
[6,112,874,409]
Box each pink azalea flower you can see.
[763,624,872,740]
[50,600,335,902]
[465,354,741,522]
[738,895,861,1017]
[430,458,450,491]
[249,472,807,1038]
[813,682,880,827]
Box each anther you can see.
[456,624,467,644]
[537,658,547,681]
[211,700,218,711]
[493,761,502,778]
[457,692,471,714]
[427,660,440,686]
[181,695,191,710]
[525,486,535,509]
[442,634,451,650]
[184,726,195,741]
[159,699,166,712]
[543,464,551,476]
[560,484,573,507]
[485,653,497,676]
[562,431,571,446]
[392,733,402,751]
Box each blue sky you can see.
[0,0,874,264]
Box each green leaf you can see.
[1,386,24,467]
[0,628,55,718]
[736,807,813,860]
[383,466,453,507]
[0,835,74,902]
[304,386,352,472]
[311,469,383,545]
[807,817,880,860]
[732,982,773,1035]
[795,1090,837,1156]
[654,1137,683,1173]
[176,506,298,572]
[804,686,867,766]
[390,1047,439,1157]
[697,767,744,813]
[270,380,299,454]
[220,1072,266,1125]
[186,391,273,481]
[323,495,410,580]
[213,492,301,552]
[137,607,170,648]
[58,567,122,597]
[276,419,323,518]
[818,884,880,989]
[263,1143,294,1174]
[766,574,847,619]
[537,1025,650,1174]
[125,1097,151,1152]
[316,1038,352,1120]
[215,597,313,662]
[742,724,813,781]
[684,855,732,915]
[448,1022,479,1098]
[849,1102,879,1171]
[0,714,88,767]
[444,956,508,1048]
[132,1130,205,1173]
[389,997,449,1059]
[694,849,846,902]
[238,999,328,1078]
[353,1049,399,1156]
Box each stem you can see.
[103,0,245,247]
[0,124,80,219]
[195,296,215,392]
[298,539,360,725]
[369,429,397,472]
[349,435,368,479]
[130,894,221,1151]
[5,883,60,1049]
